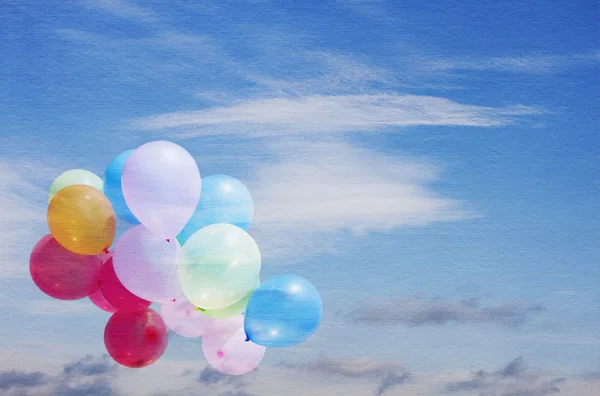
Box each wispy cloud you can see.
[0,161,53,279]
[242,138,475,262]
[134,94,541,137]
[284,354,410,396]
[428,51,600,75]
[281,354,405,378]
[242,50,394,97]
[445,357,565,395]
[350,296,544,327]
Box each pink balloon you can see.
[99,249,113,263]
[113,224,184,303]
[99,257,152,312]
[202,315,266,375]
[160,297,215,338]
[122,141,201,239]
[89,288,118,313]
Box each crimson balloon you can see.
[30,235,102,300]
[99,257,151,312]
[104,308,168,368]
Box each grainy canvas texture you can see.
[1,1,599,395]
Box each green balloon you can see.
[178,223,261,310]
[48,169,103,203]
[199,278,259,319]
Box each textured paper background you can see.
[1,1,599,395]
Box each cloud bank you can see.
[1,353,598,396]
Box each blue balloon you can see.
[177,174,254,245]
[244,275,322,348]
[103,149,139,224]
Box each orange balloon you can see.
[47,184,116,255]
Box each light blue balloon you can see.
[103,149,139,224]
[244,275,323,348]
[177,174,254,245]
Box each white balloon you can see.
[113,224,184,303]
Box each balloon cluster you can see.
[30,140,323,375]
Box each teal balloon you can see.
[177,174,253,245]
[244,275,322,348]
[103,150,139,224]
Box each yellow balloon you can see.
[47,184,116,255]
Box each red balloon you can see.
[99,257,151,312]
[29,235,102,300]
[104,308,168,368]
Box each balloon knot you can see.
[166,239,170,242]
[171,298,176,303]
[194,306,200,311]
[245,335,250,342]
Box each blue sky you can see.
[1,0,599,395]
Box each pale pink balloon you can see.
[99,249,113,263]
[113,224,184,304]
[121,141,201,239]
[202,315,266,375]
[160,297,215,338]
[89,289,117,313]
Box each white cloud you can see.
[241,138,475,262]
[134,94,540,137]
[428,51,600,74]
[0,161,51,279]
